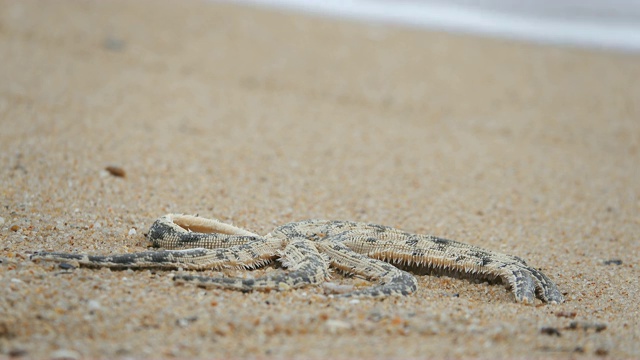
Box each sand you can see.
[1,0,639,358]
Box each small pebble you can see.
[128,228,137,236]
[0,216,5,226]
[8,348,27,357]
[88,300,102,311]
[10,225,20,232]
[555,311,577,319]
[176,315,198,327]
[603,259,622,266]
[325,319,352,334]
[322,282,355,294]
[567,321,607,332]
[103,36,126,52]
[50,349,81,360]
[105,165,126,178]
[540,327,561,337]
[58,263,76,270]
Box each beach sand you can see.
[1,0,639,358]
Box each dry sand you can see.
[1,0,639,358]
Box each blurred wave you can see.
[220,0,640,52]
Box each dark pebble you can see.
[103,37,126,52]
[176,315,198,327]
[540,327,562,337]
[9,348,28,357]
[59,263,76,270]
[105,166,126,178]
[603,259,622,265]
[555,311,577,318]
[567,321,607,332]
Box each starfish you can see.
[31,214,564,304]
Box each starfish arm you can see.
[511,264,564,304]
[174,238,330,291]
[148,214,261,249]
[316,239,418,297]
[337,227,563,303]
[31,238,282,270]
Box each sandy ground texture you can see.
[1,0,639,358]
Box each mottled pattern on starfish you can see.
[31,214,564,304]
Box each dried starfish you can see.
[31,214,564,304]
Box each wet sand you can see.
[1,0,639,358]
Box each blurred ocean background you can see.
[222,0,640,52]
